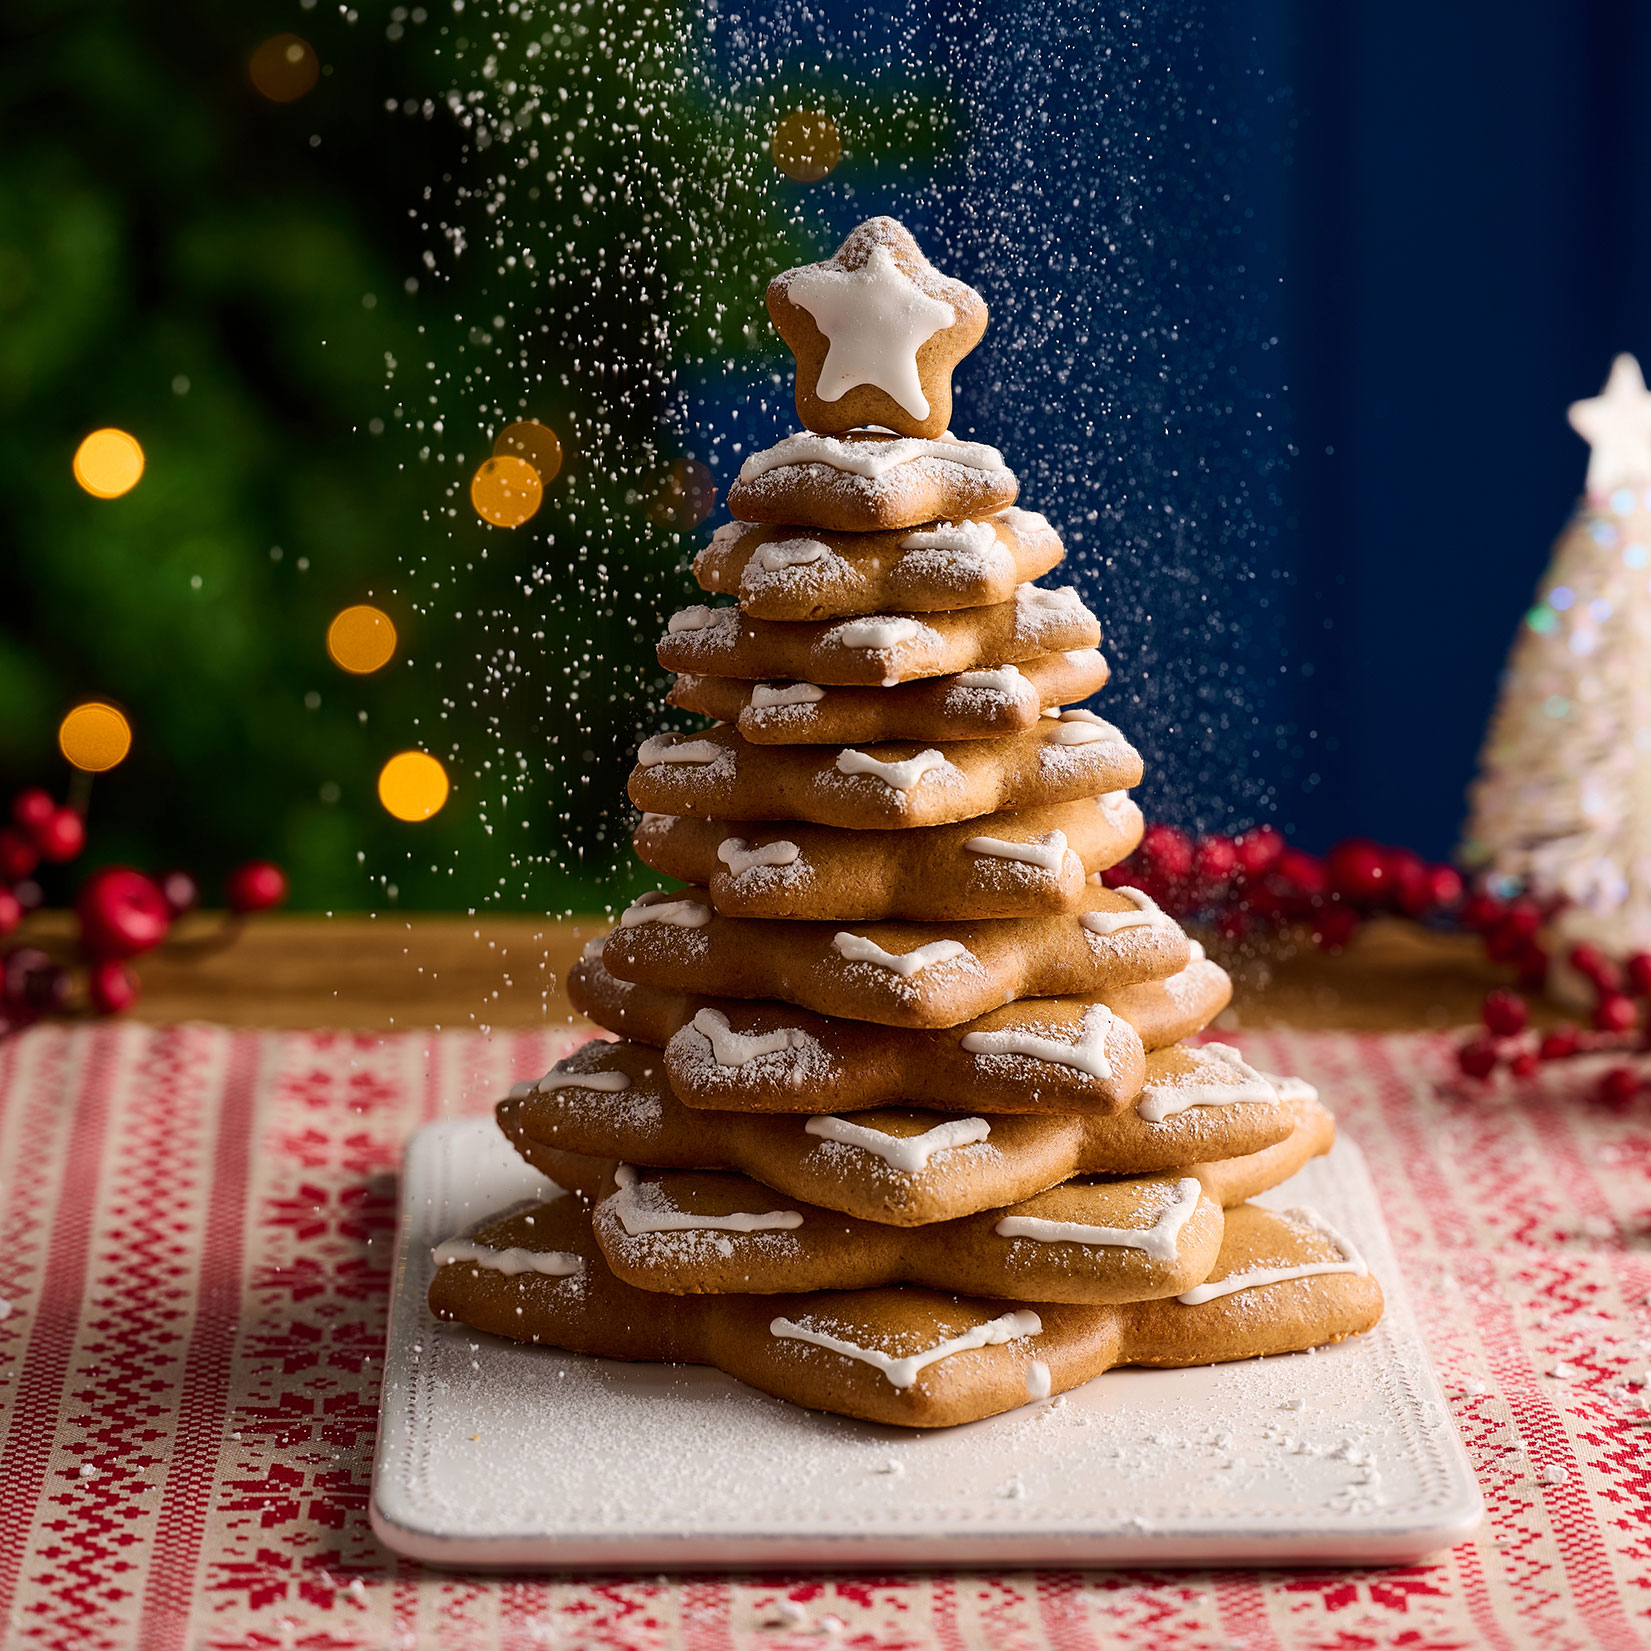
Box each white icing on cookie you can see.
[1025,1360,1052,1400]
[619,892,712,930]
[961,1004,1116,1082]
[964,829,1068,873]
[718,837,801,875]
[691,1007,809,1067]
[750,681,826,709]
[900,520,1000,556]
[1098,790,1134,823]
[769,1308,1042,1389]
[955,665,1024,693]
[831,933,970,977]
[608,1166,803,1236]
[1135,1042,1280,1124]
[784,244,956,419]
[995,1178,1202,1263]
[535,1068,632,1095]
[753,538,829,571]
[738,433,1008,484]
[834,616,923,649]
[1048,709,1120,746]
[637,735,721,766]
[431,1240,582,1278]
[834,747,952,792]
[1079,886,1167,937]
[804,1113,991,1172]
[666,604,733,634]
[1177,1208,1368,1304]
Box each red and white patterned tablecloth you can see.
[1,1019,1649,1651]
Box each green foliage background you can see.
[0,0,947,912]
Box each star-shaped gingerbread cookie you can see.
[769,217,988,440]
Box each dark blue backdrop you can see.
[703,0,1651,859]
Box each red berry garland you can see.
[0,781,287,1029]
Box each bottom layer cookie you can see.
[428,1192,1384,1429]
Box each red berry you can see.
[75,867,171,960]
[1482,989,1529,1039]
[0,828,39,883]
[1626,953,1651,997]
[1460,892,1507,933]
[1594,1065,1640,1112]
[1235,826,1285,876]
[1326,839,1389,907]
[1272,848,1328,913]
[1195,834,1240,886]
[1457,1037,1499,1079]
[0,888,19,938]
[87,958,140,1016]
[11,789,55,832]
[33,807,85,864]
[1539,1025,1582,1061]
[155,868,200,917]
[225,860,288,915]
[1425,865,1465,912]
[1138,825,1194,885]
[1570,943,1623,995]
[1509,1049,1540,1079]
[1594,992,1638,1034]
[1312,905,1361,952]
[1513,942,1550,991]
[1386,848,1431,917]
[1,946,63,1013]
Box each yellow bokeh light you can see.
[470,454,543,527]
[327,604,398,674]
[73,429,145,499]
[58,702,132,773]
[771,110,841,182]
[494,420,564,485]
[250,34,319,102]
[378,750,449,822]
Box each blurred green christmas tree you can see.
[0,0,940,911]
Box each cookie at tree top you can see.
[591,1163,1225,1306]
[668,650,1111,746]
[633,793,1141,922]
[725,433,1017,533]
[768,217,988,441]
[602,883,1191,1031]
[567,947,1233,1082]
[695,508,1063,622]
[658,584,1098,688]
[499,1037,1332,1227]
[628,716,1142,831]
[428,1196,1382,1428]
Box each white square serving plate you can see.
[371,1118,1482,1569]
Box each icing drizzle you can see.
[1136,1042,1280,1124]
[964,829,1068,873]
[431,1239,582,1278]
[995,1178,1202,1264]
[535,1068,632,1095]
[691,1007,810,1067]
[1079,886,1168,937]
[831,933,970,977]
[638,735,721,767]
[961,1004,1116,1082]
[717,837,801,875]
[667,604,733,634]
[750,682,825,709]
[738,433,1008,484]
[900,520,1000,557]
[835,616,923,649]
[835,747,953,793]
[753,538,828,571]
[1177,1207,1369,1305]
[804,1113,992,1173]
[620,893,711,930]
[608,1165,802,1236]
[769,1308,1042,1390]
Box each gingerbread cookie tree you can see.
[431,218,1382,1427]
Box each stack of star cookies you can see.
[430,218,1383,1428]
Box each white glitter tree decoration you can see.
[1462,354,1651,965]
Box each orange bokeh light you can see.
[58,702,132,772]
[470,454,543,527]
[327,605,398,674]
[494,420,564,486]
[771,111,841,182]
[73,429,145,498]
[250,34,319,102]
[378,751,449,822]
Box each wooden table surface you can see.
[12,911,1512,1033]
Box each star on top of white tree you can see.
[1568,353,1651,494]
